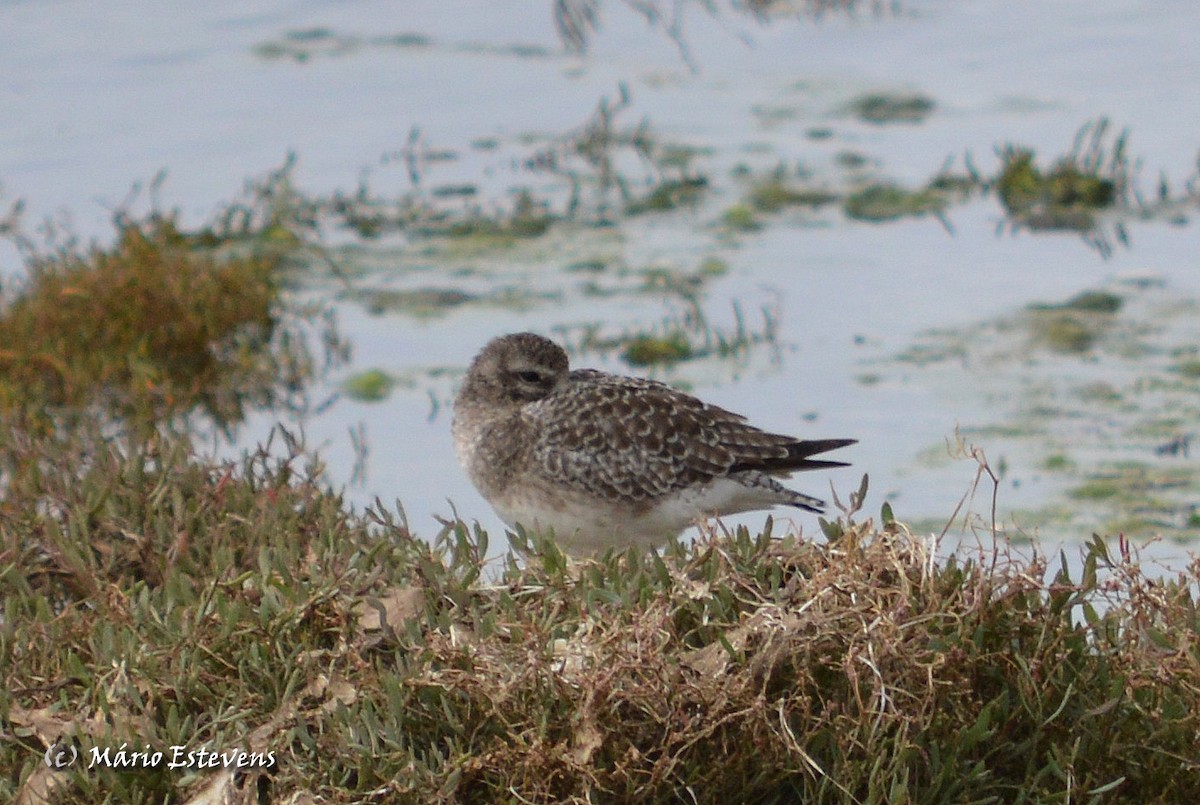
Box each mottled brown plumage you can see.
[452,332,855,551]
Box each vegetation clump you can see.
[721,202,762,231]
[843,182,947,222]
[835,150,870,170]
[566,301,776,370]
[443,191,555,241]
[354,286,477,317]
[626,176,709,215]
[996,148,1115,230]
[994,120,1129,232]
[849,92,936,124]
[253,28,434,63]
[1173,358,1200,379]
[1043,453,1073,471]
[525,86,709,223]
[1026,289,1123,353]
[1048,289,1123,314]
[1034,315,1099,353]
[341,368,397,401]
[697,256,729,277]
[621,331,694,366]
[1067,462,1196,510]
[3,435,1199,803]
[747,171,839,213]
[0,205,333,432]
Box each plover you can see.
[452,332,855,551]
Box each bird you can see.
[452,332,856,552]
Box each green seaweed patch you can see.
[1026,290,1122,353]
[1128,417,1187,439]
[434,222,537,252]
[1043,454,1074,472]
[1069,478,1122,500]
[927,172,981,195]
[1065,291,1118,314]
[447,212,552,241]
[254,28,350,61]
[406,191,553,248]
[430,184,478,199]
[751,104,801,124]
[1100,515,1160,537]
[568,301,778,370]
[639,267,702,296]
[748,176,839,213]
[835,151,871,170]
[997,149,1117,216]
[1033,290,1123,314]
[625,176,709,215]
[914,441,958,469]
[621,333,693,367]
[843,183,947,222]
[355,287,476,318]
[994,123,1127,232]
[1172,359,1200,379]
[487,42,553,58]
[849,92,936,124]
[958,423,1040,439]
[721,203,762,232]
[1031,314,1100,353]
[894,337,968,367]
[342,368,397,402]
[565,258,610,274]
[256,29,436,62]
[1046,166,1116,207]
[1069,463,1196,505]
[1074,381,1123,404]
[380,33,433,48]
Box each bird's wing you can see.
[528,371,846,503]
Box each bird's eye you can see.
[516,370,542,384]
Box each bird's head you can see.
[460,332,568,406]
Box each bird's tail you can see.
[734,438,856,474]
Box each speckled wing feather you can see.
[528,369,852,504]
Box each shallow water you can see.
[3,0,1199,567]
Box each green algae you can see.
[721,203,762,231]
[342,368,398,402]
[621,332,694,366]
[843,183,947,222]
[849,92,936,124]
